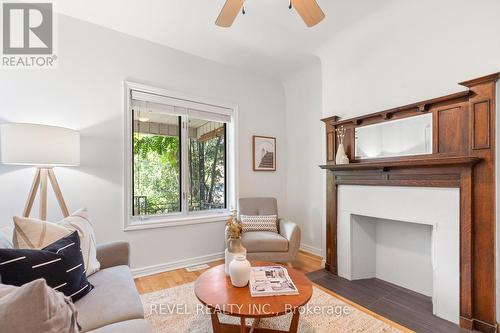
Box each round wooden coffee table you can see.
[194,261,313,333]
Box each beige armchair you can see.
[230,198,301,263]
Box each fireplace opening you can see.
[350,215,433,297]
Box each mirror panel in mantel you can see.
[355,113,433,160]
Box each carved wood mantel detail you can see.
[320,73,499,332]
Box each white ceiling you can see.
[57,0,391,80]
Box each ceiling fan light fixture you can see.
[215,0,245,28]
[215,0,325,28]
[291,0,325,27]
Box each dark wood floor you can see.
[307,269,468,333]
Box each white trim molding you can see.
[124,213,229,231]
[131,251,224,278]
[300,243,324,258]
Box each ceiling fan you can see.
[215,0,325,28]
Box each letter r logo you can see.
[2,3,53,54]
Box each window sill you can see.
[123,211,231,231]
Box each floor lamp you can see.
[0,123,80,220]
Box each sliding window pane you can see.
[132,110,181,216]
[188,118,226,212]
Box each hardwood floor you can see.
[308,270,468,333]
[134,250,324,294]
[134,251,408,332]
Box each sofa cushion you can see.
[13,216,68,249]
[56,209,101,276]
[13,208,101,276]
[242,231,289,253]
[0,231,93,302]
[88,319,149,333]
[76,265,144,332]
[0,279,79,333]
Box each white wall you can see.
[0,15,287,271]
[283,61,325,257]
[317,0,500,118]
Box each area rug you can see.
[141,283,406,333]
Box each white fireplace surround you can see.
[337,185,460,324]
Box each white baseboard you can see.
[300,244,326,268]
[133,245,326,279]
[132,251,224,278]
[300,243,324,258]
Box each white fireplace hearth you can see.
[337,185,460,324]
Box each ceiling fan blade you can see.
[291,0,325,27]
[215,0,245,27]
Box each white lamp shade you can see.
[0,123,80,167]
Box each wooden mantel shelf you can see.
[320,156,482,172]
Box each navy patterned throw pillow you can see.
[0,231,93,302]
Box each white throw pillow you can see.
[13,208,100,276]
[240,214,278,233]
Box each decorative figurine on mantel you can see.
[335,125,350,165]
[224,209,247,275]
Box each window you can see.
[124,83,235,229]
[187,118,226,212]
[133,112,181,215]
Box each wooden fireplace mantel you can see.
[320,73,499,332]
[320,156,481,171]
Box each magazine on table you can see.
[249,266,299,297]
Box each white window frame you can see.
[123,81,238,231]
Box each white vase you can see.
[336,143,349,165]
[225,237,247,275]
[225,249,235,275]
[229,255,251,287]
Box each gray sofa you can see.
[0,224,149,332]
[77,241,149,332]
[235,198,301,263]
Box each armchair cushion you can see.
[241,231,288,253]
[240,215,278,233]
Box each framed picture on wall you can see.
[253,136,276,171]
